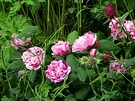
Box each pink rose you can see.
[21,46,45,70]
[51,41,70,56]
[45,59,71,83]
[124,20,135,41]
[72,31,96,52]
[11,33,31,50]
[109,18,127,40]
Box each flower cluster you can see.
[72,31,96,52]
[11,33,31,50]
[109,60,127,73]
[45,59,71,83]
[21,46,45,70]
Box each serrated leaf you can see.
[75,86,90,100]
[98,39,121,52]
[77,67,87,82]
[17,26,38,38]
[8,59,25,72]
[66,54,79,71]
[125,57,135,67]
[65,94,76,101]
[67,30,79,45]
[27,70,37,83]
[8,50,22,63]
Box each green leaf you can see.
[75,86,90,100]
[125,57,135,67]
[1,96,9,101]
[77,67,87,82]
[8,50,22,63]
[27,70,37,83]
[23,0,35,5]
[121,12,129,22]
[98,39,121,52]
[8,59,25,72]
[67,30,79,45]
[88,96,97,101]
[17,26,38,39]
[66,54,79,72]
[65,94,76,101]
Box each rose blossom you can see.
[72,31,96,52]
[21,46,45,70]
[109,60,127,73]
[109,17,127,40]
[51,41,70,56]
[104,4,117,19]
[11,33,31,50]
[45,59,71,83]
[124,20,135,41]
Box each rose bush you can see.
[1,1,135,101]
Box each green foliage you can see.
[1,0,135,101]
[98,39,121,52]
[67,30,79,45]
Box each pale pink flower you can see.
[51,41,70,56]
[109,60,127,73]
[90,48,97,56]
[124,20,135,41]
[45,59,71,83]
[109,18,127,40]
[11,33,31,50]
[21,46,45,70]
[72,31,96,52]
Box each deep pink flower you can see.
[90,48,97,56]
[94,40,100,47]
[72,31,96,52]
[51,41,70,56]
[45,59,71,83]
[109,60,127,73]
[109,18,127,40]
[104,4,117,19]
[11,33,31,50]
[21,46,45,70]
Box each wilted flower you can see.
[109,60,127,73]
[90,48,97,56]
[18,69,26,78]
[102,52,112,61]
[11,33,31,50]
[51,41,70,56]
[72,31,96,52]
[45,59,71,83]
[104,4,117,19]
[21,46,45,70]
[109,17,127,40]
